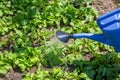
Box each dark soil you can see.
[92,0,117,15]
[5,69,22,80]
[0,0,119,80]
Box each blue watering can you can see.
[56,8,120,52]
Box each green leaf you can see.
[18,64,26,71]
[0,10,3,17]
[15,30,23,37]
[89,70,95,78]
[0,67,8,75]
[30,57,38,63]
[0,53,3,60]
[79,73,88,78]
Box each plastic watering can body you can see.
[97,8,120,52]
[56,8,120,52]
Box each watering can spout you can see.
[73,33,112,46]
[56,31,112,46]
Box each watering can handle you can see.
[73,33,113,46]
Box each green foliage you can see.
[42,45,63,67]
[0,0,120,79]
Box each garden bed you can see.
[0,0,120,80]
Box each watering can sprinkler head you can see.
[56,30,73,43]
[56,8,120,52]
